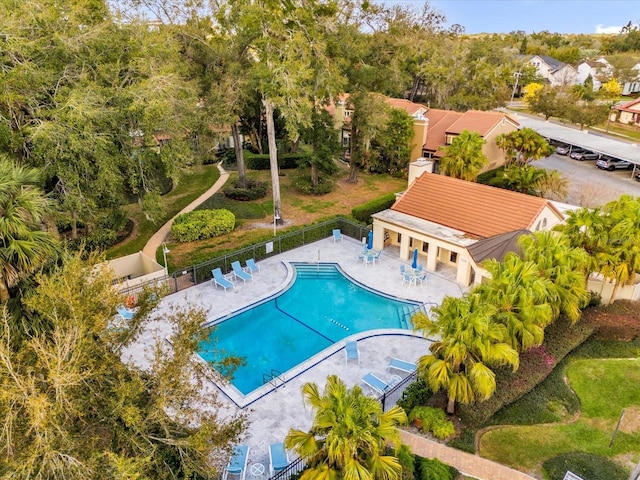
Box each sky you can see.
[392,0,638,35]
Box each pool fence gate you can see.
[119,217,371,302]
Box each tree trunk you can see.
[231,122,246,189]
[0,278,10,303]
[264,98,283,224]
[311,160,319,187]
[71,211,78,240]
[446,395,456,414]
[347,122,358,183]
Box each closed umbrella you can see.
[367,230,373,250]
[411,248,418,269]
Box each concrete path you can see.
[399,430,536,480]
[142,163,230,260]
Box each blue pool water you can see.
[197,263,420,396]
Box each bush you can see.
[458,315,594,426]
[446,426,476,454]
[292,170,335,195]
[244,152,308,170]
[542,452,628,480]
[409,406,455,439]
[396,444,415,480]
[351,193,397,224]
[397,379,432,413]
[222,179,267,201]
[418,457,458,480]
[171,209,235,243]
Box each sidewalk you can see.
[142,162,230,260]
[399,430,536,480]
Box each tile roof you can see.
[422,109,518,155]
[446,110,519,136]
[392,173,561,239]
[385,98,427,117]
[615,97,640,112]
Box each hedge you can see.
[351,193,397,224]
[245,152,309,170]
[171,209,235,243]
[458,314,595,426]
[417,458,458,480]
[222,179,267,201]
[542,452,628,480]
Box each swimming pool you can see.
[197,263,421,398]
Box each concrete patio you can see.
[123,235,469,470]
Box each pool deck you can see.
[123,236,468,469]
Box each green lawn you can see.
[478,358,640,472]
[106,164,220,259]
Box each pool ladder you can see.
[263,369,285,390]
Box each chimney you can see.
[408,158,434,186]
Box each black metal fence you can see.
[119,217,370,301]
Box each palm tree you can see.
[285,375,406,480]
[0,159,59,303]
[413,294,519,413]
[495,127,554,166]
[519,231,591,323]
[476,254,554,351]
[439,130,488,181]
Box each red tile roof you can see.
[615,97,640,113]
[422,109,519,155]
[385,98,427,117]
[392,173,562,239]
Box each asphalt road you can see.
[535,154,640,207]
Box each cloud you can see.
[595,24,623,34]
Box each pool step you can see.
[295,264,341,279]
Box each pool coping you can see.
[194,261,426,409]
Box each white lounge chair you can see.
[362,373,392,394]
[269,442,290,476]
[332,229,343,243]
[231,261,252,283]
[389,358,417,373]
[212,268,234,292]
[245,258,260,274]
[223,445,250,480]
[345,340,359,364]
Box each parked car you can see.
[570,150,600,161]
[596,156,633,171]
[555,144,571,155]
[635,170,640,181]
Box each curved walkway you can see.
[142,162,230,259]
[399,430,536,480]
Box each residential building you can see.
[527,54,577,87]
[371,167,565,286]
[421,109,520,171]
[575,59,611,91]
[330,95,519,170]
[614,97,640,126]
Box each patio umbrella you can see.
[367,230,373,250]
[411,248,418,269]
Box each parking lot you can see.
[535,153,640,207]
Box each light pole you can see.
[162,242,170,274]
[510,70,522,106]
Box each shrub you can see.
[418,457,458,480]
[542,452,628,480]
[395,444,415,480]
[244,152,307,170]
[351,193,397,224]
[397,379,432,413]
[292,170,335,195]
[446,426,476,453]
[409,406,455,439]
[222,179,267,201]
[171,209,235,243]
[458,315,594,426]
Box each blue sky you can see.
[391,1,637,34]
